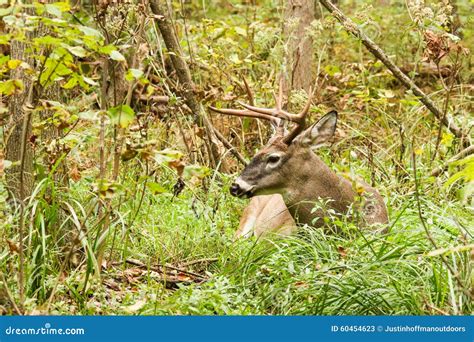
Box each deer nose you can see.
[230,183,241,196]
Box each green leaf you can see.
[183,165,211,180]
[7,59,22,69]
[0,79,23,95]
[62,76,78,89]
[45,4,62,17]
[0,6,13,16]
[125,68,144,81]
[2,15,16,26]
[147,182,167,195]
[234,27,246,36]
[99,45,116,54]
[44,2,70,17]
[78,110,100,121]
[153,149,184,165]
[108,105,135,128]
[229,54,241,64]
[440,132,453,148]
[67,45,88,57]
[78,26,103,39]
[40,59,73,86]
[0,32,10,44]
[34,35,63,46]
[109,50,125,62]
[324,65,341,77]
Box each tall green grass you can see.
[3,161,470,315]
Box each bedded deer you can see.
[210,85,388,234]
[235,194,296,238]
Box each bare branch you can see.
[430,145,474,177]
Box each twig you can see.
[180,257,219,267]
[137,95,169,103]
[213,128,248,166]
[319,0,467,143]
[430,145,474,177]
[125,258,206,280]
[240,74,254,105]
[0,272,22,315]
[431,51,461,163]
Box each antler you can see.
[209,78,313,144]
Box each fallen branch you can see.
[137,95,170,104]
[430,145,474,177]
[319,0,466,143]
[125,258,206,281]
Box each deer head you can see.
[209,82,338,199]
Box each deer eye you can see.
[267,154,281,164]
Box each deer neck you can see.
[281,151,356,227]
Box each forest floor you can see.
[0,1,472,315]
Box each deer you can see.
[235,194,296,238]
[210,83,388,235]
[233,115,297,239]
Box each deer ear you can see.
[295,110,337,148]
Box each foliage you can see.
[0,0,472,315]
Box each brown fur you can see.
[235,139,388,232]
[234,112,388,237]
[235,194,296,239]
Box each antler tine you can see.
[282,86,314,144]
[209,76,315,144]
[237,102,300,123]
[296,86,313,120]
[209,106,280,125]
[272,76,286,136]
[274,76,284,111]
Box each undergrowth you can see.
[0,0,473,316]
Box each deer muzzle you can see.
[230,179,255,198]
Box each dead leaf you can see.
[6,239,20,254]
[175,272,192,282]
[337,246,347,258]
[168,159,185,176]
[69,165,82,182]
[294,281,309,289]
[103,279,121,291]
[123,268,145,284]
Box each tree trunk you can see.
[149,0,231,170]
[4,40,34,202]
[283,0,315,94]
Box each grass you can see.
[0,0,472,316]
[1,158,471,315]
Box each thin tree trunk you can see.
[5,40,34,202]
[318,0,467,144]
[283,0,315,94]
[149,0,230,170]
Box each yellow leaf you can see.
[7,59,22,69]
